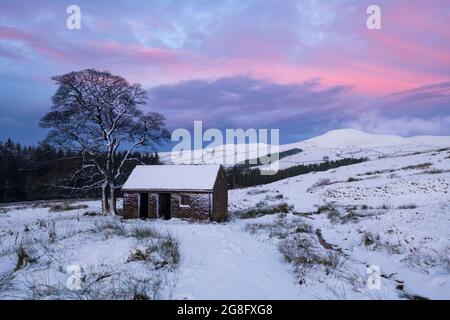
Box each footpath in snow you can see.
[153,219,306,299]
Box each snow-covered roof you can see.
[122,165,222,192]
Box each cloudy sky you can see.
[1,0,450,146]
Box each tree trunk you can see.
[107,181,117,216]
[101,182,110,215]
[101,181,117,216]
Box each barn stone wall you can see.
[123,191,211,220]
[170,192,211,220]
[212,169,228,222]
[123,192,139,219]
[123,192,157,219]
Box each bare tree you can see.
[40,69,169,215]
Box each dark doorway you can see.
[139,193,149,219]
[158,193,171,219]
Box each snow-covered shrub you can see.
[278,235,317,269]
[278,233,348,285]
[340,210,360,224]
[362,231,403,255]
[316,202,337,214]
[127,248,149,262]
[127,234,180,270]
[362,231,379,247]
[403,249,440,273]
[154,235,180,269]
[25,264,164,300]
[317,251,347,270]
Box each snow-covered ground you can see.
[230,147,450,299]
[0,200,305,299]
[1,130,449,300]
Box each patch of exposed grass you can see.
[49,203,89,212]
[340,210,360,224]
[237,202,293,219]
[422,169,446,175]
[397,204,417,210]
[91,219,126,237]
[357,169,395,176]
[247,189,269,195]
[401,163,432,171]
[307,178,332,192]
[316,203,337,214]
[129,225,160,239]
[244,216,312,239]
[83,211,99,216]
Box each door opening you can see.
[139,193,149,219]
[158,193,171,220]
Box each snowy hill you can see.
[264,129,450,170]
[161,129,450,169]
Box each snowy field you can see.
[230,147,450,299]
[1,132,449,300]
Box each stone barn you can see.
[122,165,228,222]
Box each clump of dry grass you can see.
[244,216,312,239]
[26,264,164,300]
[127,234,180,270]
[278,235,347,284]
[129,225,160,239]
[14,242,36,271]
[236,202,293,219]
[91,219,126,237]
